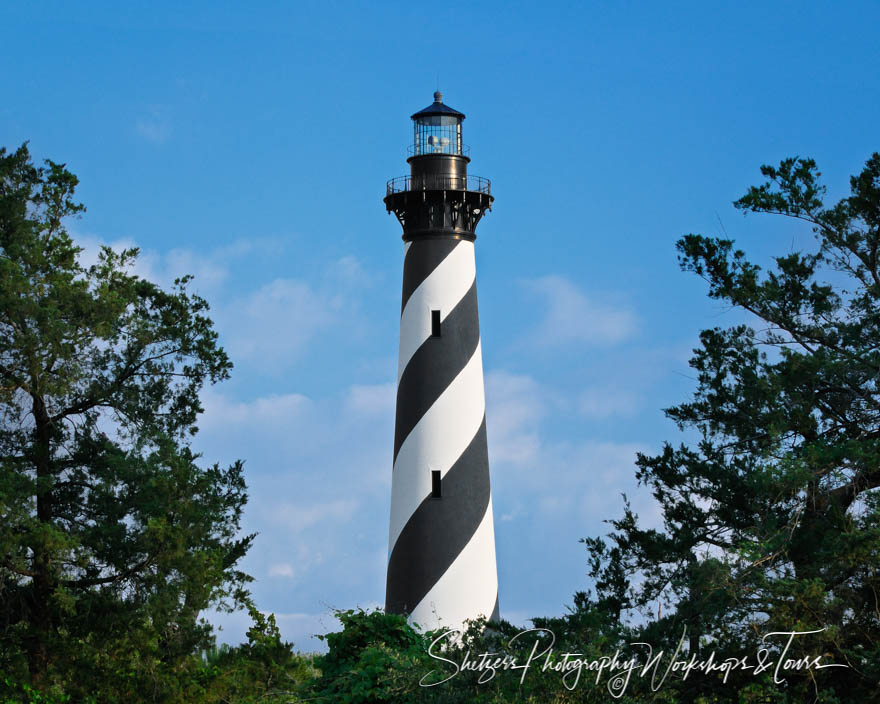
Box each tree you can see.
[0,144,254,697]
[586,154,880,702]
[196,605,315,703]
[306,605,650,702]
[308,609,431,703]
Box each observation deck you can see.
[385,174,491,197]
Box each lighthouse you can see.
[384,92,499,631]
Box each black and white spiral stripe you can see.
[386,238,499,630]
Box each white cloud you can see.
[521,275,637,347]
[218,278,343,364]
[345,383,395,417]
[162,247,230,291]
[190,383,392,637]
[135,106,171,144]
[564,439,644,489]
[194,385,391,487]
[266,498,359,534]
[482,367,650,525]
[328,255,374,288]
[485,370,546,467]
[198,389,313,434]
[69,233,368,375]
[213,254,372,372]
[579,387,641,418]
[69,233,276,299]
[483,367,654,538]
[268,563,296,578]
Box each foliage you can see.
[307,608,430,703]
[192,606,316,703]
[0,143,254,699]
[1,606,316,703]
[585,154,880,702]
[304,604,653,703]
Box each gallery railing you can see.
[386,174,491,196]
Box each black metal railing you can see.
[386,174,491,196]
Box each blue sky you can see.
[3,1,879,650]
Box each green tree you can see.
[195,606,315,703]
[306,605,649,703]
[309,609,431,703]
[586,154,880,701]
[0,144,253,698]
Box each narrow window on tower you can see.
[431,310,441,337]
[431,470,442,498]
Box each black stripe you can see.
[385,418,491,617]
[393,279,480,463]
[400,239,461,315]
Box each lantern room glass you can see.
[413,114,463,156]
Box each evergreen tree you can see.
[0,144,253,698]
[586,154,880,702]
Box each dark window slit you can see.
[431,470,442,498]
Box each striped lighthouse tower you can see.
[383,93,499,631]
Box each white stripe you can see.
[408,501,498,632]
[397,241,475,382]
[388,341,485,553]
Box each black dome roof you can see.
[411,91,465,120]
